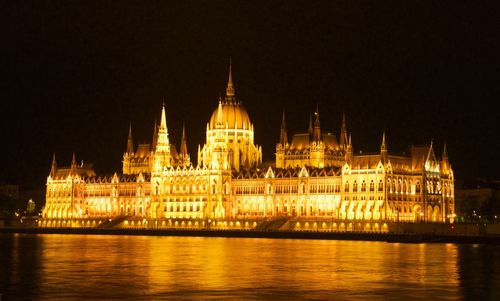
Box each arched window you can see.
[353,181,358,192]
[344,181,349,192]
[416,181,421,193]
[370,180,375,192]
[361,181,366,192]
[378,180,384,192]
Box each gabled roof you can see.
[231,166,341,179]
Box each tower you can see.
[276,110,288,168]
[153,103,172,172]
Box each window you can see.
[344,181,349,192]
[370,181,374,192]
[378,180,383,192]
[353,181,358,192]
[361,181,366,192]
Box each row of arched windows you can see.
[344,180,384,193]
[387,178,422,194]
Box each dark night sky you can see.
[1,1,499,189]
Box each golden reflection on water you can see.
[1,234,498,300]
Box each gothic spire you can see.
[71,152,77,171]
[180,123,188,157]
[279,110,288,145]
[380,131,388,163]
[160,102,168,131]
[381,131,387,152]
[345,134,353,162]
[441,142,450,174]
[50,153,57,177]
[127,122,134,154]
[226,58,235,98]
[313,104,321,141]
[155,103,170,154]
[339,112,348,148]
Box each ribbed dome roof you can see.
[209,61,252,130]
[209,101,251,130]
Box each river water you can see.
[0,234,498,300]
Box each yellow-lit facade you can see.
[42,65,455,225]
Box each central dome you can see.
[209,101,251,130]
[208,61,252,130]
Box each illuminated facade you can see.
[42,64,455,225]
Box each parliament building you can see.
[41,65,455,229]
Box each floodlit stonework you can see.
[41,64,455,228]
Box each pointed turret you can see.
[160,102,168,132]
[180,123,188,158]
[339,112,348,149]
[313,104,321,141]
[126,123,134,154]
[50,153,57,178]
[345,134,353,162]
[70,152,77,173]
[156,103,170,151]
[380,131,388,163]
[178,123,190,167]
[441,143,450,173]
[225,59,235,99]
[279,110,288,146]
[153,103,171,171]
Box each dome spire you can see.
[226,58,235,98]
